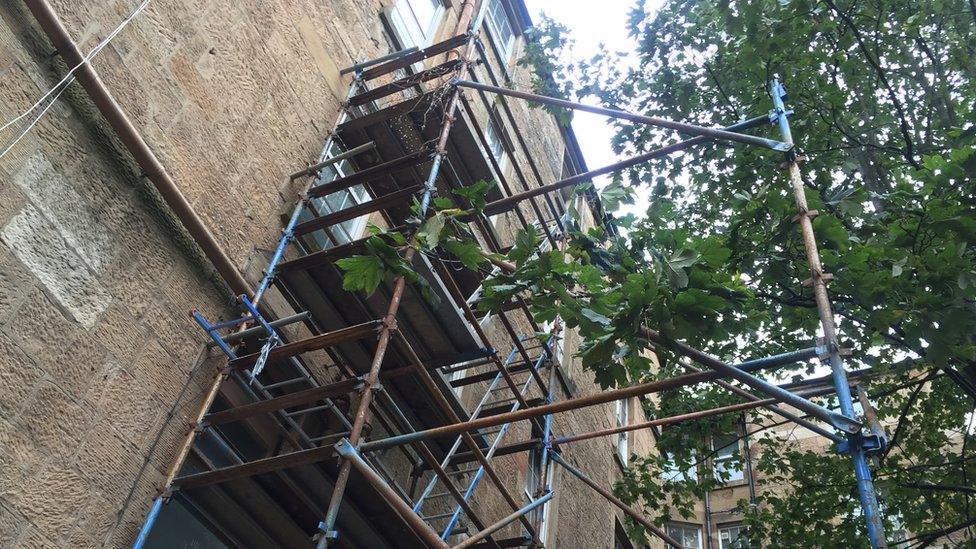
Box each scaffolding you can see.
[132,1,890,547]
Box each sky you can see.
[521,1,657,187]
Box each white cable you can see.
[0,79,70,159]
[0,0,151,158]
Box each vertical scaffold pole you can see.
[315,3,479,545]
[770,78,887,548]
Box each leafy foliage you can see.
[514,0,976,546]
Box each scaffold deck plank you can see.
[359,33,467,81]
[295,185,421,236]
[349,59,461,107]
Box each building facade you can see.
[0,1,659,547]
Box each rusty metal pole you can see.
[770,78,886,548]
[549,453,682,547]
[554,385,838,446]
[317,5,479,542]
[334,439,449,548]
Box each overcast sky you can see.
[521,1,652,182]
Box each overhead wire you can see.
[0,0,152,160]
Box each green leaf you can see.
[453,180,496,212]
[336,255,385,296]
[418,213,447,249]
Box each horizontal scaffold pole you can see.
[479,114,772,217]
[289,141,377,181]
[453,79,790,151]
[359,355,800,454]
[554,385,838,445]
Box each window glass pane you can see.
[486,0,515,58]
[712,434,744,482]
[616,399,629,464]
[663,449,697,483]
[666,524,702,549]
[393,0,442,47]
[719,524,750,549]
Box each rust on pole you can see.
[549,453,682,547]
[554,385,838,445]
[335,439,450,548]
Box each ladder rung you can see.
[422,511,458,521]
[262,377,307,390]
[308,430,350,443]
[284,403,334,417]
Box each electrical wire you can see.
[0,0,152,160]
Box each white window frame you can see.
[712,433,744,483]
[484,0,516,61]
[718,523,749,549]
[304,142,370,248]
[388,0,444,49]
[484,111,508,170]
[666,523,703,549]
[615,398,629,465]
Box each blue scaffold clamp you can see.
[190,294,282,383]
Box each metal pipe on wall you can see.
[22,0,252,298]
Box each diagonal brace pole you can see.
[452,79,791,151]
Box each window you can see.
[615,398,629,465]
[484,0,516,60]
[525,446,555,543]
[718,523,751,549]
[484,112,508,169]
[298,142,370,249]
[388,0,443,48]
[662,448,697,483]
[712,433,744,483]
[666,523,703,549]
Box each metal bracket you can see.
[791,209,819,222]
[315,522,339,541]
[802,271,834,287]
[837,433,887,456]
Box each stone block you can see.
[1,209,112,330]
[14,465,89,539]
[20,380,94,460]
[0,332,43,417]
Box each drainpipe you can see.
[21,0,253,298]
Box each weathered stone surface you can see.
[1,207,112,329]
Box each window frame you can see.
[483,0,517,62]
[299,142,370,250]
[615,398,630,465]
[387,0,445,49]
[524,445,555,544]
[665,522,703,549]
[718,523,750,549]
[711,433,745,484]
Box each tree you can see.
[338,1,974,545]
[511,0,976,546]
